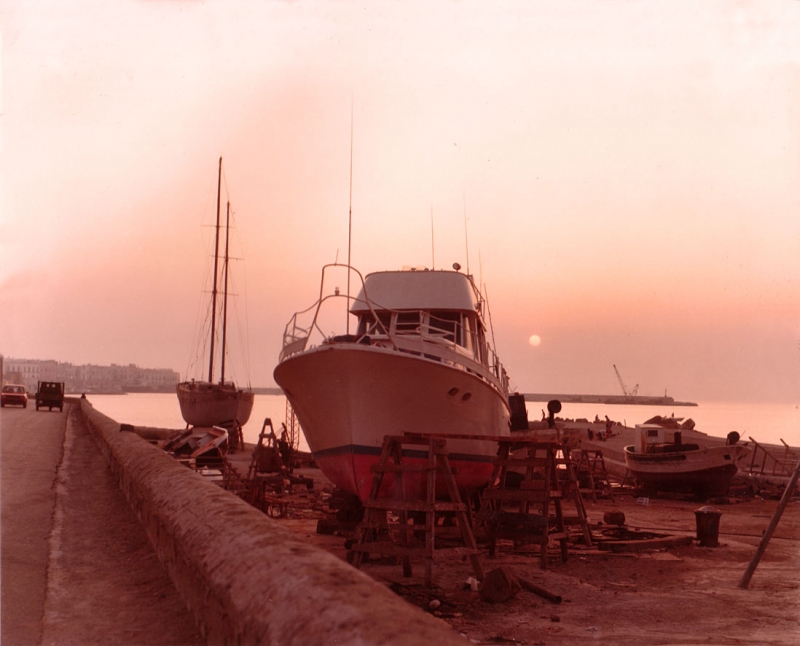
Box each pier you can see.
[523,393,698,406]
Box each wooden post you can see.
[738,458,800,589]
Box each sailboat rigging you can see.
[176,157,254,430]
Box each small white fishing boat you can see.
[177,158,254,429]
[623,424,750,497]
[274,264,514,501]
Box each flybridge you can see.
[350,270,481,313]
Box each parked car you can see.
[1,384,28,408]
[35,381,64,412]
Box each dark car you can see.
[35,381,64,412]
[1,384,29,408]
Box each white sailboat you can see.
[177,157,254,429]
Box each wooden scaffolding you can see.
[348,434,484,588]
[479,439,592,568]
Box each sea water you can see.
[85,392,799,451]
[84,392,309,451]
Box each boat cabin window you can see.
[463,313,478,353]
[357,311,391,335]
[394,311,421,334]
[428,311,462,345]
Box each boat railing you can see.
[279,264,396,362]
[278,263,510,393]
[746,436,799,478]
[393,316,508,390]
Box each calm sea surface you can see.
[85,393,799,451]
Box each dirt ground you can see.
[254,456,800,646]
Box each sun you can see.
[528,334,541,347]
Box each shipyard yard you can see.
[1,400,798,645]
[226,458,800,645]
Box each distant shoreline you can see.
[75,387,693,405]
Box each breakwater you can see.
[78,399,462,645]
[523,393,697,406]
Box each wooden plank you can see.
[483,489,561,502]
[562,516,589,526]
[493,458,550,468]
[491,533,548,544]
[479,511,548,527]
[349,542,480,558]
[518,577,562,604]
[363,499,466,513]
[597,535,693,553]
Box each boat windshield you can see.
[356,311,392,336]
[356,309,481,352]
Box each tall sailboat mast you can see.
[220,200,231,385]
[208,156,223,383]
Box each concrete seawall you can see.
[78,399,463,645]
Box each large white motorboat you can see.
[623,424,750,497]
[273,264,514,501]
[177,158,254,429]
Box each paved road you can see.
[1,401,202,645]
[1,401,65,645]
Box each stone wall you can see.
[78,399,462,645]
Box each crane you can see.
[613,364,639,397]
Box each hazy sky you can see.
[2,1,799,404]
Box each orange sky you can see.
[1,1,799,403]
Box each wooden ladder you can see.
[245,418,288,512]
[555,444,594,546]
[246,418,279,481]
[479,440,592,568]
[572,448,614,502]
[348,435,484,588]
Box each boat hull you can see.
[274,343,511,501]
[623,444,750,496]
[176,381,254,428]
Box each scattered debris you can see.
[480,567,522,603]
[603,511,626,526]
[518,577,562,604]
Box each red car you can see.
[1,384,28,408]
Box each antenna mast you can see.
[463,192,470,276]
[346,98,354,334]
[430,207,435,270]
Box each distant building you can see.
[1,357,180,394]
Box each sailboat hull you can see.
[176,381,254,428]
